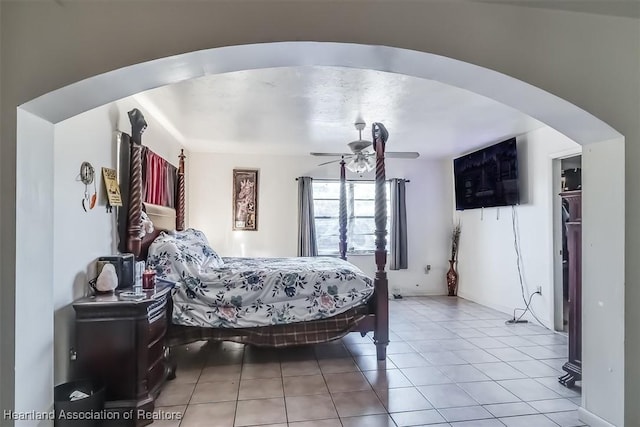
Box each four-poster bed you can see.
[123,116,390,360]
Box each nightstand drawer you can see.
[148,336,165,368]
[148,310,167,344]
[147,352,167,393]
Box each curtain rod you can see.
[296,178,410,183]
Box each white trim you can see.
[131,94,187,145]
[578,407,617,427]
[457,290,553,329]
[549,146,583,160]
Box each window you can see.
[313,181,391,255]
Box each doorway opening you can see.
[560,155,582,333]
[552,151,582,333]
[553,153,582,333]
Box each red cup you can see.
[142,270,156,290]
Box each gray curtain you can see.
[297,176,318,257]
[390,178,408,270]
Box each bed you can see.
[121,114,390,360]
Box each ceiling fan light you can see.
[346,158,362,173]
[365,157,375,171]
[346,156,374,174]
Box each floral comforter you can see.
[147,229,374,328]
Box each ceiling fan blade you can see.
[317,159,343,166]
[310,152,350,157]
[386,152,420,159]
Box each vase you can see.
[447,260,458,296]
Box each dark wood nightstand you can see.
[73,282,175,426]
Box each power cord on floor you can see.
[506,289,541,324]
[507,206,545,326]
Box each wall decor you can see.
[447,223,461,296]
[102,167,123,207]
[79,161,97,212]
[232,169,258,231]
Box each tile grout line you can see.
[218,348,243,427]
[179,349,209,426]
[278,359,289,426]
[170,298,578,427]
[317,355,344,424]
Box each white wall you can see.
[52,99,186,384]
[454,127,580,329]
[581,138,625,427]
[189,153,451,296]
[14,110,55,424]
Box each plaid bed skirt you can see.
[166,304,372,348]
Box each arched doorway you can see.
[14,42,624,426]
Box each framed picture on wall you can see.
[232,169,259,231]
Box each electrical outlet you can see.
[536,286,542,295]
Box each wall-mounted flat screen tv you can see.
[454,137,519,210]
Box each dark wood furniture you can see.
[73,282,175,426]
[339,158,348,260]
[121,113,390,360]
[558,190,582,388]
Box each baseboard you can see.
[578,407,617,427]
[456,291,515,318]
[389,290,447,298]
[456,290,554,329]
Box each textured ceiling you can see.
[136,66,544,158]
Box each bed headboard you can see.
[125,140,186,260]
[139,203,177,259]
[145,203,177,231]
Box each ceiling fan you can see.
[311,121,420,173]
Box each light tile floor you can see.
[154,297,585,427]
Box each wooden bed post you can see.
[126,108,148,259]
[176,149,186,231]
[126,138,143,258]
[339,158,348,260]
[372,122,389,360]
